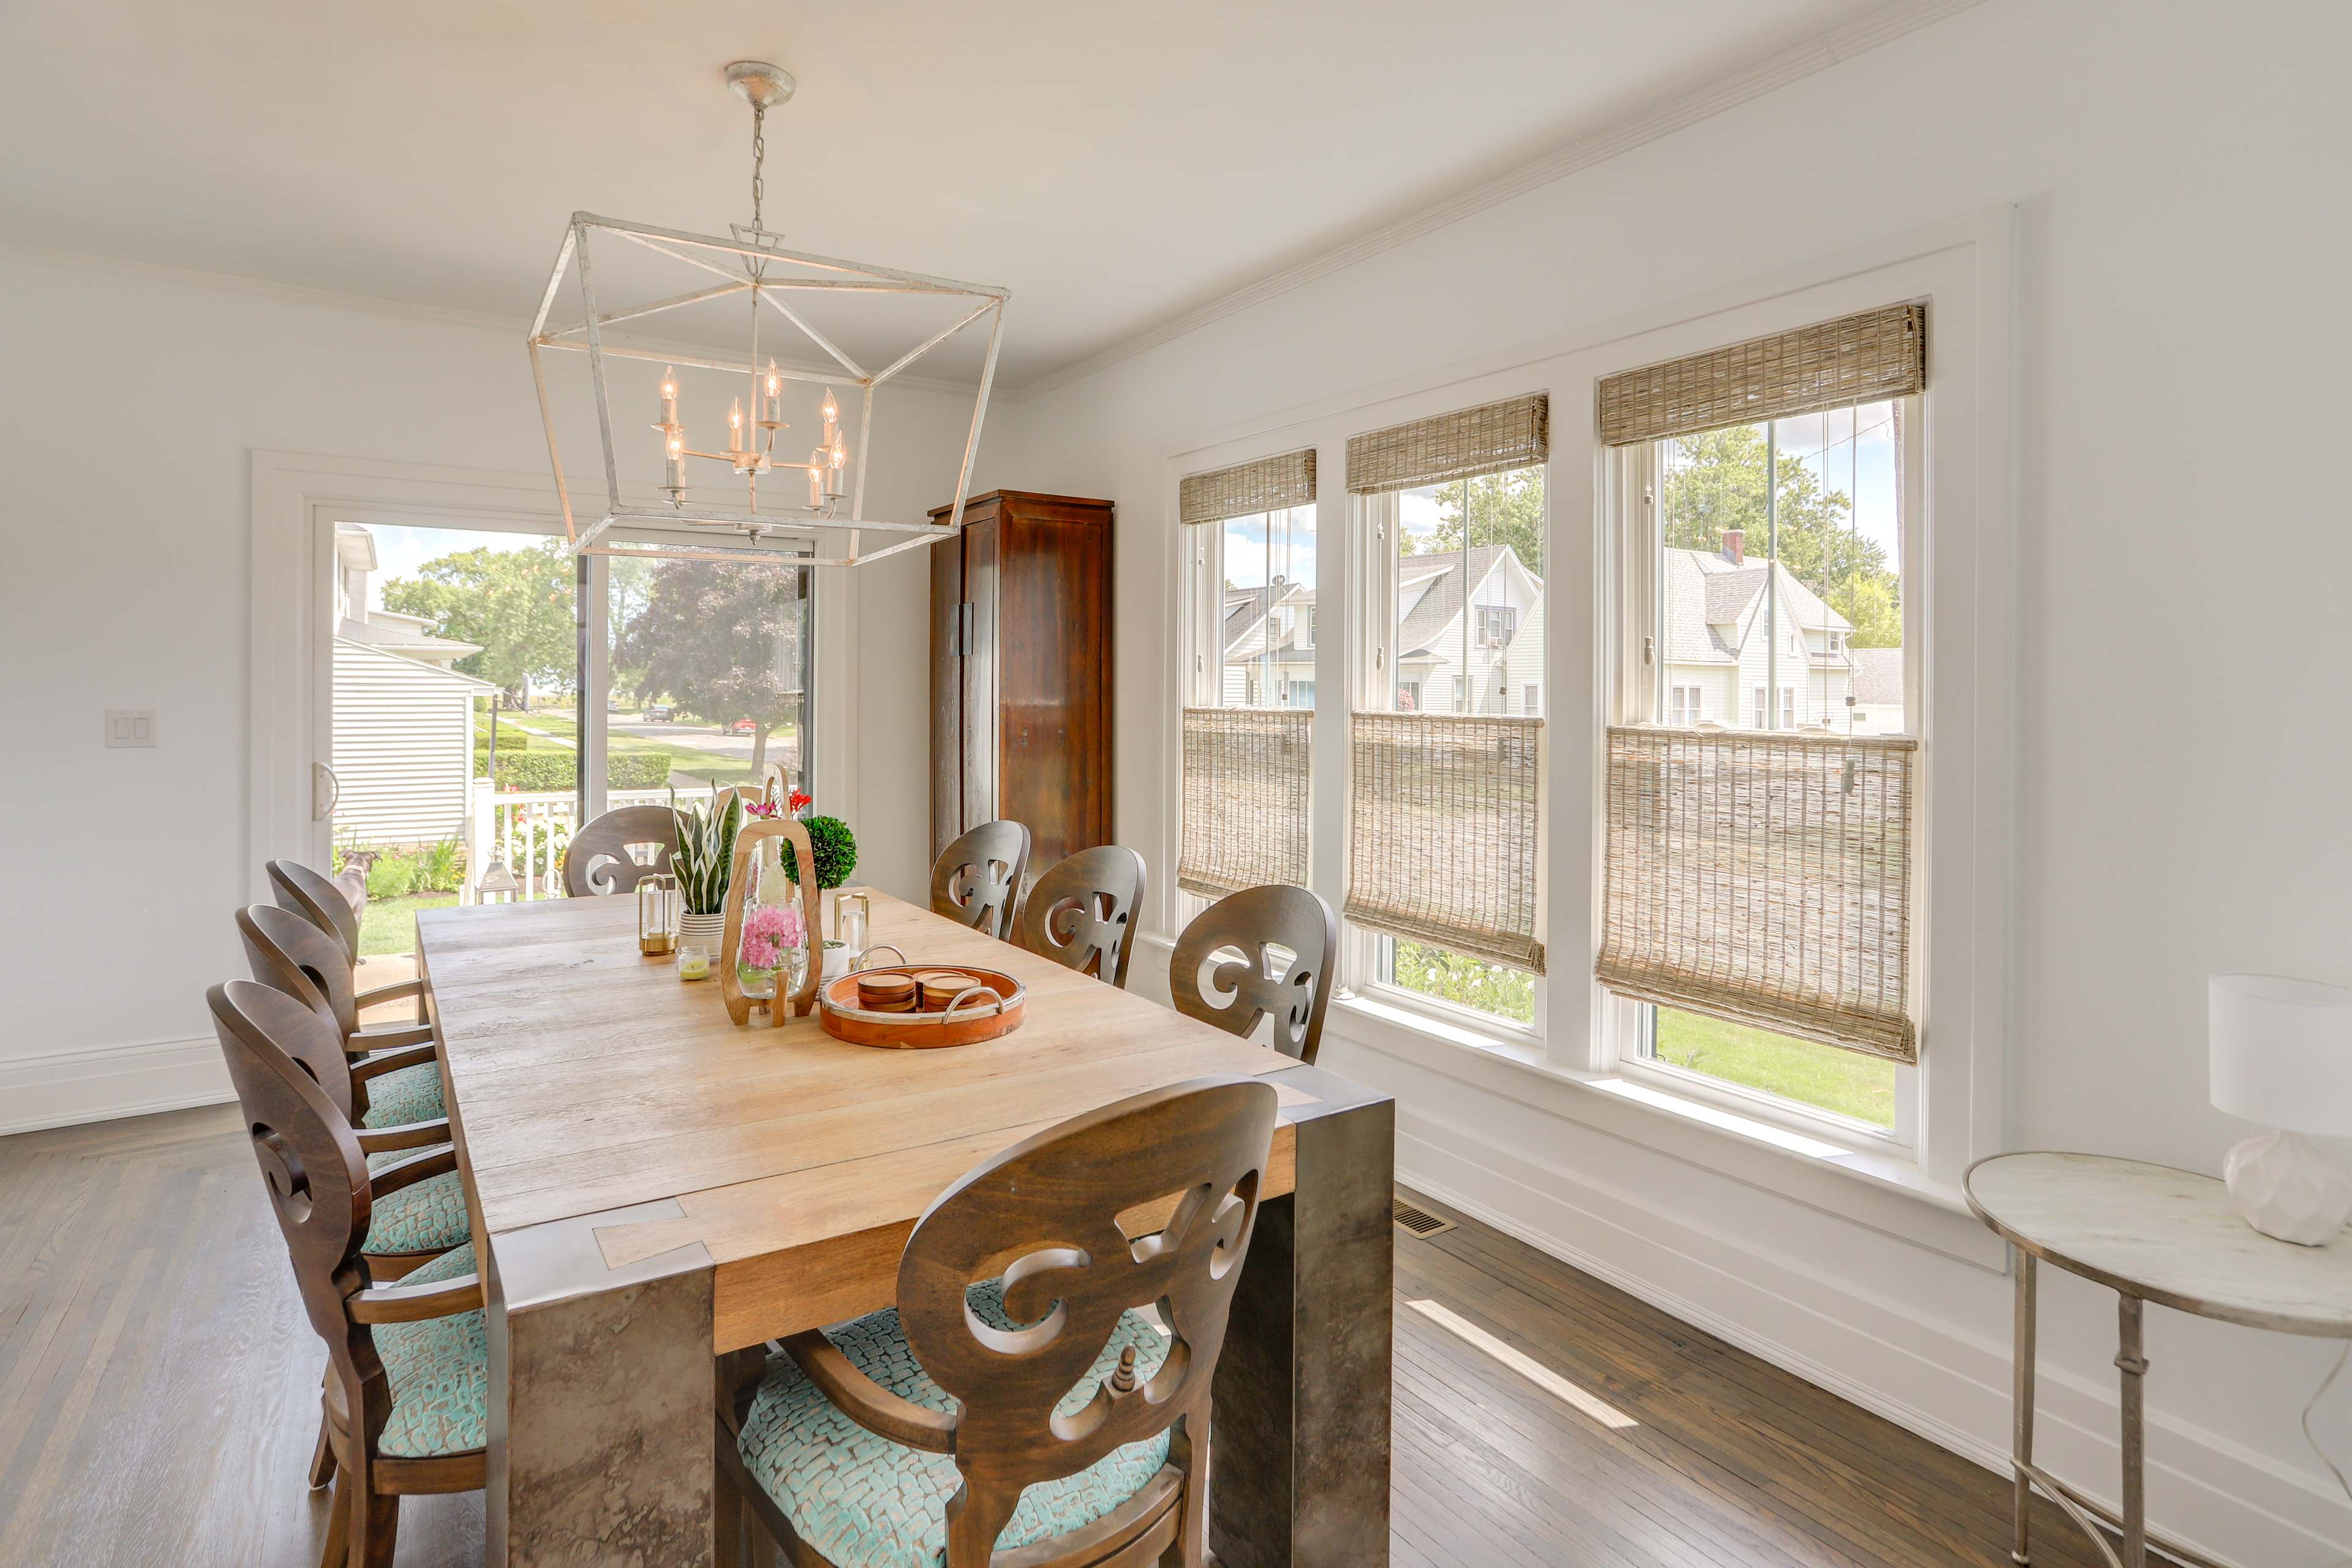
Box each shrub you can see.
[475,751,674,792]
[780,815,858,891]
[413,837,464,894]
[366,853,419,900]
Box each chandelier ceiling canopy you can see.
[527,60,1008,568]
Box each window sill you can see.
[1325,992,2004,1270]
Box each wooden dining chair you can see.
[929,820,1032,940]
[269,857,428,1022]
[1016,845,1147,989]
[1168,884,1339,1066]
[718,1075,1277,1568]
[564,804,679,897]
[208,980,486,1568]
[210,971,469,1281]
[238,905,448,1136]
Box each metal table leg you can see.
[2012,1248,2037,1565]
[2117,1295,2147,1568]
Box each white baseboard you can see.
[0,1035,233,1137]
[1385,1099,2352,1568]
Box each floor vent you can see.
[1392,1196,1456,1238]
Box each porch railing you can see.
[461,788,672,903]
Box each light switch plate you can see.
[105,709,156,748]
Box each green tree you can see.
[1660,423,1899,643]
[605,555,655,705]
[617,560,809,777]
[1409,469,1546,573]
[381,539,575,703]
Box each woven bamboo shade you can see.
[1344,712,1544,973]
[1178,707,1312,897]
[1597,304,1926,448]
[1347,395,1550,495]
[1180,448,1317,527]
[1596,726,1917,1063]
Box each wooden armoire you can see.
[929,491,1115,878]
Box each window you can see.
[1362,454,1548,1028]
[1613,375,1919,1134]
[1178,450,1318,898]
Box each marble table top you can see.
[1966,1152,2352,1335]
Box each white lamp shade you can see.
[2210,973,2352,1137]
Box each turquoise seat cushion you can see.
[737,1282,1172,1568]
[365,1168,469,1257]
[361,1060,444,1127]
[375,1242,488,1458]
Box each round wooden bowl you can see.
[818,964,1025,1049]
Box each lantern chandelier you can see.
[527,60,1008,567]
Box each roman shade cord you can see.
[1180,448,1317,527]
[1595,725,1917,1063]
[1344,712,1545,974]
[1177,706,1312,897]
[1597,303,1926,448]
[1347,394,1549,496]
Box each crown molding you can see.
[1012,0,1988,401]
[0,236,984,399]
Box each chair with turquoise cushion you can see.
[719,1074,1279,1568]
[266,857,429,1024]
[219,948,468,1280]
[237,903,447,1127]
[208,981,486,1568]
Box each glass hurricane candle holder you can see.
[639,873,677,957]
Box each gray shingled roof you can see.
[1849,646,1904,706]
[1396,545,1512,655]
[1665,546,1852,665]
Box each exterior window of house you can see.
[1370,462,1547,1027]
[1212,506,1317,713]
[1626,392,1915,1133]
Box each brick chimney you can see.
[1721,529,1744,565]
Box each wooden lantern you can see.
[717,816,825,1028]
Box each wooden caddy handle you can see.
[717,816,826,1028]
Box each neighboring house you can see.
[331,523,496,846]
[1847,646,1906,734]
[1392,544,1545,715]
[1660,529,1856,731]
[1220,579,1319,709]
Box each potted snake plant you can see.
[671,785,742,963]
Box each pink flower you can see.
[740,901,805,970]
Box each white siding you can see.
[331,638,480,846]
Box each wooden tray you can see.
[818,962,1026,1050]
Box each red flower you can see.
[788,791,813,813]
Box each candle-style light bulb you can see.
[807,450,826,508]
[728,398,745,455]
[660,367,679,422]
[764,359,783,422]
[664,431,685,496]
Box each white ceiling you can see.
[0,0,1894,388]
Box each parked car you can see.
[729,717,759,735]
[647,704,675,721]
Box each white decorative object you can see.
[2211,973,2352,1246]
[527,60,1008,570]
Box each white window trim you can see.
[1154,209,2013,1212]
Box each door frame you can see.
[247,450,857,905]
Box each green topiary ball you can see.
[783,814,858,889]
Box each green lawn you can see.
[358,892,458,957]
[500,709,796,790]
[1651,1008,1895,1128]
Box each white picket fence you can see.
[460,788,671,903]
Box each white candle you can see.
[665,432,685,492]
[660,366,679,428]
[807,452,826,508]
[728,398,745,454]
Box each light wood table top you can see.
[418,888,1313,1351]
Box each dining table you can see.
[415,886,1395,1568]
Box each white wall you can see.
[0,245,985,1129]
[988,2,2352,1562]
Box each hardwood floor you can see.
[0,1106,2113,1567]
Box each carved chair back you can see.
[239,902,365,1040]
[206,980,385,1410]
[269,858,360,958]
[564,805,680,897]
[929,820,1032,940]
[897,1076,1277,1564]
[1168,884,1339,1066]
[1016,845,1147,988]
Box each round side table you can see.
[1966,1152,2352,1568]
